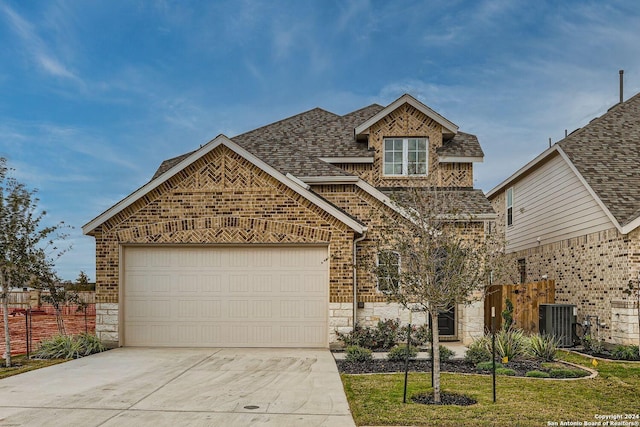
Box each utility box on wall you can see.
[539,304,577,347]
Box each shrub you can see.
[399,324,431,347]
[35,333,106,359]
[526,370,550,378]
[373,319,401,350]
[528,334,559,361]
[345,345,373,363]
[501,298,514,330]
[496,367,516,376]
[465,336,492,365]
[549,368,589,378]
[476,361,503,372]
[337,319,402,350]
[611,344,640,361]
[336,324,377,349]
[581,334,606,354]
[387,344,418,362]
[429,345,455,362]
[495,328,528,361]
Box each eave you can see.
[83,135,367,236]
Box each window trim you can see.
[376,250,401,293]
[383,137,428,177]
[506,187,514,227]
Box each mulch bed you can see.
[336,358,563,376]
[412,391,478,406]
[0,313,95,356]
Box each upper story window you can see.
[506,187,514,226]
[377,250,400,293]
[383,138,428,176]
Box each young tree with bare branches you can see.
[0,158,67,366]
[376,188,507,403]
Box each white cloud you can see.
[0,2,81,82]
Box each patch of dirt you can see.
[336,358,574,377]
[412,391,477,406]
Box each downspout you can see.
[353,231,367,330]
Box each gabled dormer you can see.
[354,94,483,188]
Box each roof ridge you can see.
[559,92,640,147]
[340,103,384,118]
[233,107,339,139]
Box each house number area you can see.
[547,414,640,427]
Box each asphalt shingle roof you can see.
[558,92,640,227]
[438,131,484,158]
[152,100,482,181]
[379,187,495,217]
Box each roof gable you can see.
[82,135,366,235]
[488,91,640,233]
[354,93,459,137]
[557,92,640,228]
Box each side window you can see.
[377,251,400,292]
[506,187,514,226]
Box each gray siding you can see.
[505,153,613,252]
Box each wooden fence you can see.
[484,280,555,333]
[2,290,95,309]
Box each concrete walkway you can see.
[0,347,355,427]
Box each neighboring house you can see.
[82,94,494,348]
[487,92,640,345]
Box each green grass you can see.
[0,355,67,379]
[341,351,640,426]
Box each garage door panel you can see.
[124,246,329,347]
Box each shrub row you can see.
[465,329,560,364]
[34,333,106,359]
[337,319,431,350]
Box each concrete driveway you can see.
[0,348,355,427]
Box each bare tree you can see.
[32,262,79,336]
[376,188,507,403]
[0,158,66,366]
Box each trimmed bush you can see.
[336,324,377,349]
[528,333,559,361]
[465,336,492,365]
[387,344,418,362]
[345,345,373,363]
[526,370,550,378]
[496,367,516,376]
[430,345,455,362]
[476,361,503,372]
[35,333,106,359]
[337,319,401,350]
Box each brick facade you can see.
[88,101,487,347]
[91,146,356,344]
[491,191,640,344]
[366,104,473,188]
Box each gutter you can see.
[353,231,367,330]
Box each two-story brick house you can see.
[83,94,494,348]
[487,92,640,345]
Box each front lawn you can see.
[341,351,640,426]
[0,355,67,379]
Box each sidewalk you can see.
[332,341,467,360]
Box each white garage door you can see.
[123,245,329,348]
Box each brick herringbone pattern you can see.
[94,145,353,305]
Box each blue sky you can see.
[1,0,640,281]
